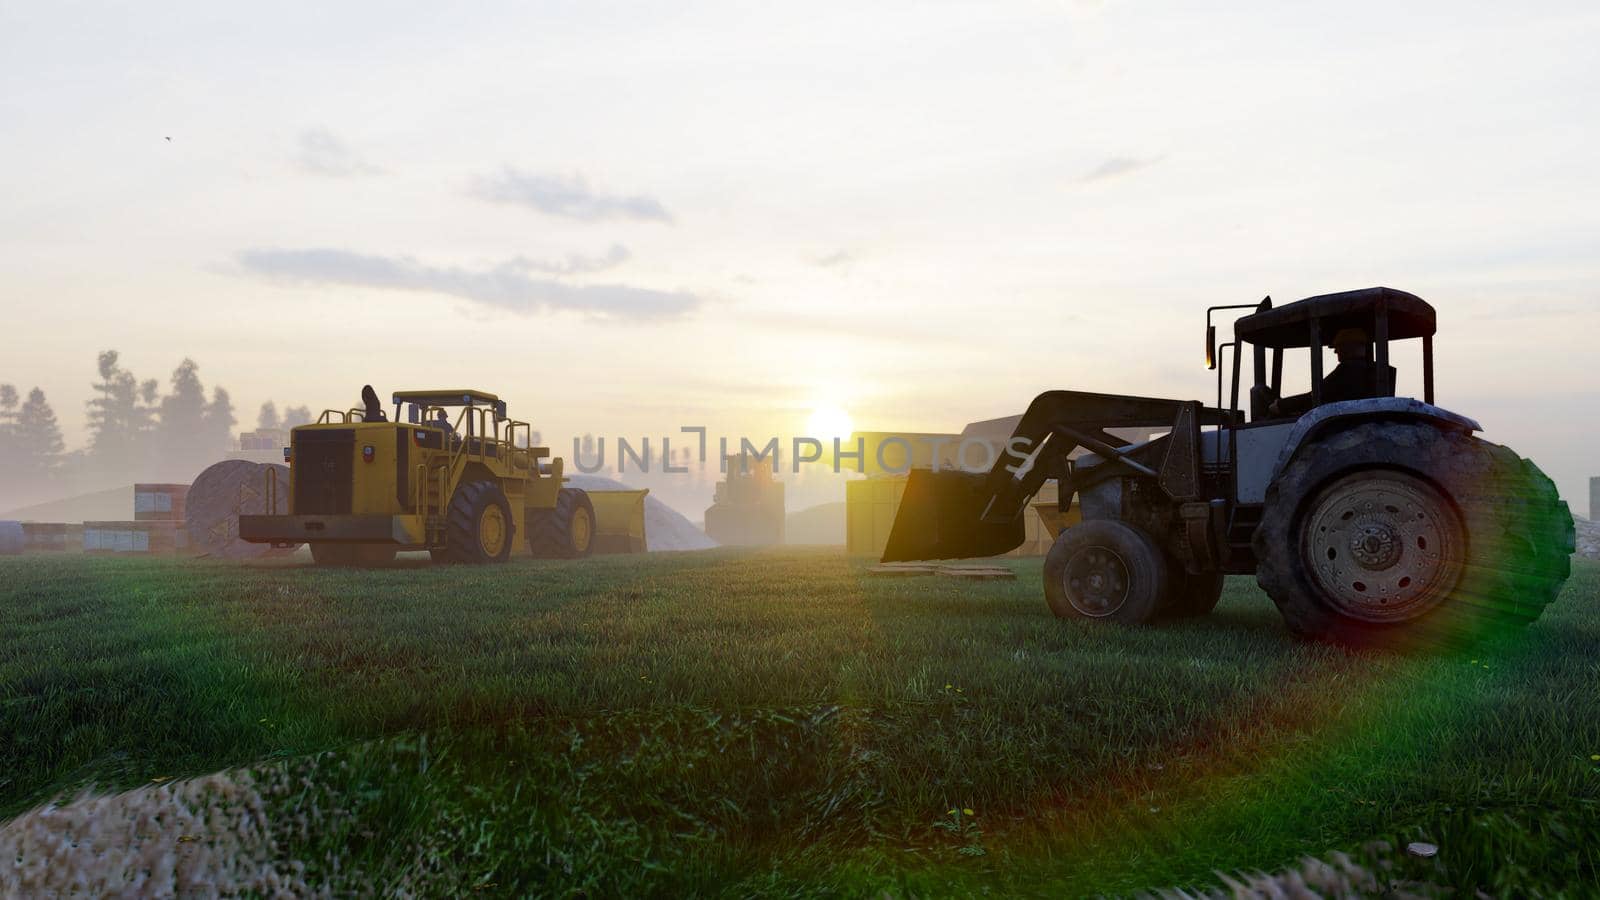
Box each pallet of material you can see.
[134,483,189,522]
[21,522,86,553]
[83,521,191,555]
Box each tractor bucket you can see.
[880,469,1026,562]
[584,489,649,553]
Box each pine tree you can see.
[14,387,65,482]
[86,351,141,462]
[257,401,280,432]
[0,385,18,497]
[205,387,237,453]
[135,378,160,457]
[282,405,313,428]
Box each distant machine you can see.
[239,387,645,565]
[705,455,785,546]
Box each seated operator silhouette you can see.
[1269,327,1395,418]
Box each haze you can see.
[2,1,1597,510]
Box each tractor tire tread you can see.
[1254,421,1572,645]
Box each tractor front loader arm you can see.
[880,391,1233,562]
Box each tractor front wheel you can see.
[527,488,596,559]
[442,481,515,564]
[1043,520,1169,625]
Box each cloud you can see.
[295,127,382,177]
[813,249,857,268]
[511,244,631,275]
[470,168,672,223]
[235,248,697,320]
[1077,155,1161,183]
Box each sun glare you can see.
[805,405,854,441]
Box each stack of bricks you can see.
[84,484,192,555]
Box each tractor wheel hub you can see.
[1299,471,1465,624]
[1064,547,1130,618]
[1349,521,1401,570]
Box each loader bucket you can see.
[880,469,1026,562]
[585,489,649,554]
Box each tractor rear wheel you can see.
[1044,520,1169,625]
[442,481,515,565]
[1255,421,1573,646]
[310,543,396,567]
[1165,567,1224,618]
[526,488,596,559]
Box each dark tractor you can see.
[883,287,1574,645]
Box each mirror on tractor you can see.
[1206,324,1217,370]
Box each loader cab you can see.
[1210,287,1437,425]
[391,389,510,441]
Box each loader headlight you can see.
[362,444,375,463]
[283,447,292,463]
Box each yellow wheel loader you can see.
[238,386,645,565]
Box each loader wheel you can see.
[442,481,515,565]
[1044,520,1169,625]
[526,488,596,559]
[1165,567,1225,618]
[1255,421,1573,646]
[310,543,396,567]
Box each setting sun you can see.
[805,405,854,441]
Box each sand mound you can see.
[565,475,716,552]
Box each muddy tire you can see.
[1043,520,1169,625]
[442,481,514,565]
[527,488,595,560]
[310,543,397,567]
[1255,421,1572,646]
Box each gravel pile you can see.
[565,474,716,552]
[1147,842,1444,899]
[1,774,312,897]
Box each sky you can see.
[1,0,1598,513]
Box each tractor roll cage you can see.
[1225,287,1437,421]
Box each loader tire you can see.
[442,481,515,565]
[1165,568,1225,618]
[1044,520,1169,625]
[311,543,396,567]
[1254,421,1572,647]
[526,488,595,560]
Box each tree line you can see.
[0,350,310,511]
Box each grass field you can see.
[2,550,1598,896]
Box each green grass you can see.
[2,550,1598,896]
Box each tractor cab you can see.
[1208,287,1437,424]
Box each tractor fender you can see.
[1268,398,1480,483]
